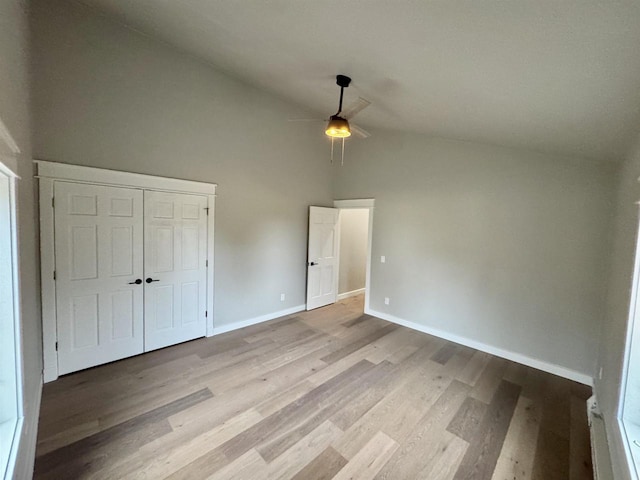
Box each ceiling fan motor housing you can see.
[336,75,351,88]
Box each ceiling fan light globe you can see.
[325,116,351,138]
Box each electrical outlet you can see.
[280,293,285,302]
[384,297,390,305]
[599,366,603,380]
[381,255,386,263]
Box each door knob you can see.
[309,262,318,266]
[146,278,160,283]
[128,279,142,285]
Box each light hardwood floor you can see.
[34,295,593,479]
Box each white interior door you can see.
[54,182,144,375]
[306,206,340,310]
[144,190,208,351]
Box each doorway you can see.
[305,199,374,312]
[334,199,374,313]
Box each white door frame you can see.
[333,199,375,313]
[35,160,217,382]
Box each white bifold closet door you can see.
[55,182,144,375]
[143,190,208,351]
[55,183,209,374]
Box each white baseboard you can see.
[367,307,593,386]
[338,288,365,301]
[43,366,58,383]
[210,304,306,336]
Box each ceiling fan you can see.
[290,75,371,165]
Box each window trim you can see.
[615,204,640,480]
[0,158,23,480]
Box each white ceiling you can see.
[79,0,640,161]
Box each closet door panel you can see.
[55,182,144,375]
[144,190,208,351]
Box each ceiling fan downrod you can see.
[335,75,351,115]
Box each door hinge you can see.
[52,197,55,208]
[206,260,208,267]
[53,270,56,280]
[205,311,208,318]
[204,207,209,215]
[55,341,58,351]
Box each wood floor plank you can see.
[220,360,376,462]
[490,395,542,480]
[331,334,453,435]
[40,419,173,480]
[333,357,450,460]
[196,336,250,359]
[265,420,343,480]
[34,294,593,480]
[531,426,570,480]
[447,396,488,442]
[197,336,275,360]
[164,448,228,480]
[431,342,459,365]
[35,388,213,479]
[198,338,327,395]
[374,380,471,479]
[257,361,395,463]
[503,362,530,386]
[290,446,348,480]
[470,356,509,403]
[439,346,476,378]
[539,374,571,440]
[237,316,302,343]
[38,353,206,436]
[320,324,398,364]
[332,431,399,480]
[207,449,267,480]
[385,344,420,364]
[329,363,406,431]
[35,418,100,457]
[520,367,548,402]
[105,408,265,479]
[413,432,469,480]
[306,344,381,386]
[255,380,317,417]
[456,350,492,386]
[260,333,328,370]
[453,380,521,480]
[342,313,373,328]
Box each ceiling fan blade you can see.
[287,118,325,122]
[341,97,371,119]
[350,123,371,139]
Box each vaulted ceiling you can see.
[78,0,640,161]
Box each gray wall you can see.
[338,209,369,295]
[595,135,640,480]
[1,1,42,478]
[334,131,616,378]
[31,0,334,328]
